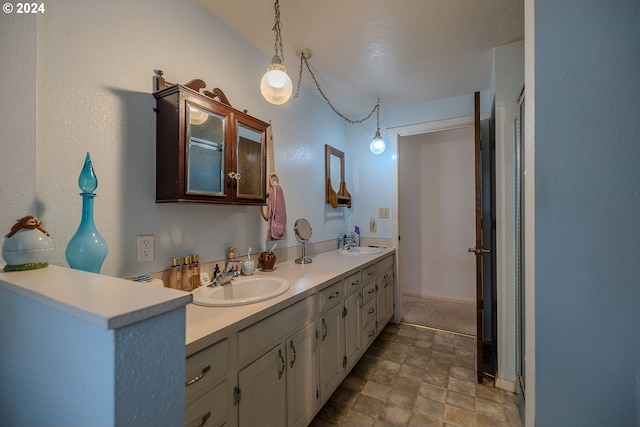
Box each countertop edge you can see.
[0,264,192,330]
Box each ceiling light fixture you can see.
[294,48,385,154]
[260,0,293,105]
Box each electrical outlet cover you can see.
[137,235,154,262]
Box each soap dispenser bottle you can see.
[182,255,192,291]
[191,254,200,290]
[168,257,181,290]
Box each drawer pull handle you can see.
[322,318,328,341]
[197,412,211,427]
[368,270,375,276]
[368,330,375,337]
[351,280,360,286]
[328,291,340,300]
[368,308,375,314]
[368,288,375,294]
[186,365,211,386]
[289,340,297,368]
[278,349,285,379]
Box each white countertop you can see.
[185,248,395,355]
[0,264,192,330]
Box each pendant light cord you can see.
[295,54,379,125]
[273,0,285,62]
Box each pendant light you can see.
[369,102,385,154]
[260,0,293,105]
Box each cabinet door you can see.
[318,303,344,403]
[344,291,363,372]
[286,322,318,427]
[238,344,286,427]
[383,271,395,323]
[185,101,228,199]
[230,113,268,204]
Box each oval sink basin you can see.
[192,276,290,307]
[338,247,383,255]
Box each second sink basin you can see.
[191,276,290,307]
[339,246,383,255]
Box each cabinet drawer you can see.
[376,255,394,275]
[362,298,376,327]
[238,296,316,367]
[186,339,228,404]
[363,321,377,348]
[362,265,376,284]
[344,271,363,297]
[185,380,229,427]
[362,282,376,304]
[318,280,343,313]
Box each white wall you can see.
[400,127,476,302]
[0,0,349,278]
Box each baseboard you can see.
[495,376,516,393]
[402,292,475,306]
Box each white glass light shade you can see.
[188,105,208,125]
[370,129,385,154]
[260,57,293,105]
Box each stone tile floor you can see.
[309,323,523,427]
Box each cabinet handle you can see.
[328,291,340,300]
[197,412,211,427]
[351,279,360,287]
[227,171,241,180]
[322,319,328,341]
[368,288,375,294]
[185,365,211,386]
[289,340,297,368]
[278,349,285,379]
[368,270,375,276]
[368,330,375,337]
[368,308,375,314]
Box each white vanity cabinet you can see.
[185,337,236,427]
[184,249,396,427]
[236,296,318,427]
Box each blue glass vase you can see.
[65,153,108,273]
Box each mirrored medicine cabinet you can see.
[153,70,269,205]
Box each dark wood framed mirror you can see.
[325,144,351,208]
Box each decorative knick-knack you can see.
[65,152,108,273]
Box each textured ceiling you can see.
[199,0,524,115]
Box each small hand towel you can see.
[267,184,287,240]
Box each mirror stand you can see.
[294,218,313,264]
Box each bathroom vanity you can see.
[184,248,396,427]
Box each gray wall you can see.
[534,0,640,425]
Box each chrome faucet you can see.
[210,270,236,287]
[209,259,240,287]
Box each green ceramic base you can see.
[3,262,49,272]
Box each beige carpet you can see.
[402,294,476,336]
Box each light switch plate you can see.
[379,208,390,219]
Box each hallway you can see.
[310,323,521,427]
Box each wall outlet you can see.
[370,218,377,233]
[137,235,154,262]
[379,208,390,219]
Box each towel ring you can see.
[260,173,281,221]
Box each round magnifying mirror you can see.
[294,218,313,264]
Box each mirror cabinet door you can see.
[235,123,265,200]
[186,102,226,196]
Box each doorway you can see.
[398,126,477,336]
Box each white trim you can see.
[495,376,516,393]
